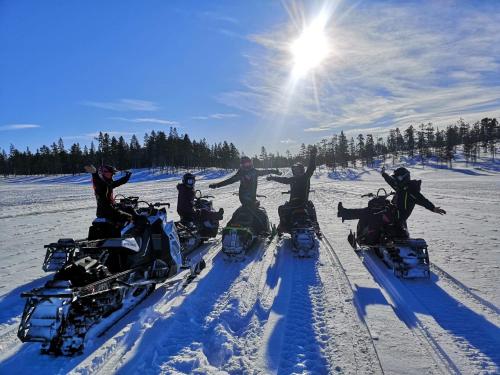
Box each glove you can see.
[266,176,275,181]
[84,165,96,174]
[274,169,282,176]
[433,207,446,215]
[209,184,217,189]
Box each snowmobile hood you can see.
[102,237,141,252]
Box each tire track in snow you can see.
[319,237,384,375]
[362,250,500,374]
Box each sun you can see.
[290,13,331,79]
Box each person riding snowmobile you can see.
[338,166,446,238]
[266,147,319,234]
[84,164,133,224]
[209,156,281,234]
[177,172,223,224]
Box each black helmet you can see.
[240,156,253,170]
[182,173,195,188]
[392,167,410,185]
[98,165,117,180]
[291,162,305,176]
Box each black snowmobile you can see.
[221,195,273,260]
[175,190,222,253]
[278,192,320,257]
[18,197,209,355]
[343,188,430,278]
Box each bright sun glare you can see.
[290,13,330,79]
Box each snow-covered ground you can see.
[0,156,499,374]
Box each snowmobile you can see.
[18,198,209,355]
[346,188,430,279]
[175,190,222,254]
[278,192,319,257]
[221,195,273,260]
[42,195,141,272]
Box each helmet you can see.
[98,165,117,180]
[392,167,410,185]
[240,156,253,170]
[182,173,195,188]
[291,162,305,176]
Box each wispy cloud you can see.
[219,1,500,134]
[110,117,179,125]
[0,124,40,131]
[191,113,239,120]
[81,99,159,111]
[201,11,239,24]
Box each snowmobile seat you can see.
[88,218,122,240]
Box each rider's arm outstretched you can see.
[305,147,317,178]
[256,168,282,177]
[111,170,132,188]
[410,191,446,214]
[209,170,241,189]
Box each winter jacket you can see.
[268,152,316,204]
[382,172,435,222]
[213,168,280,206]
[177,183,196,219]
[91,172,131,219]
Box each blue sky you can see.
[1,0,499,155]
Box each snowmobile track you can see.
[430,263,500,317]
[360,251,460,375]
[319,236,384,374]
[361,250,500,375]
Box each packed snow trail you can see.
[1,163,499,374]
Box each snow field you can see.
[0,160,499,374]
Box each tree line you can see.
[1,128,240,175]
[0,118,498,176]
[311,117,498,170]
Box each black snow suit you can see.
[212,168,280,206]
[176,183,220,223]
[91,172,132,223]
[212,168,279,234]
[268,153,318,230]
[381,172,435,223]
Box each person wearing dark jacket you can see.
[177,173,223,223]
[209,156,281,234]
[209,156,281,206]
[338,167,446,228]
[267,147,319,233]
[84,164,132,223]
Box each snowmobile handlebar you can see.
[361,189,395,199]
[195,190,214,200]
[281,190,315,195]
